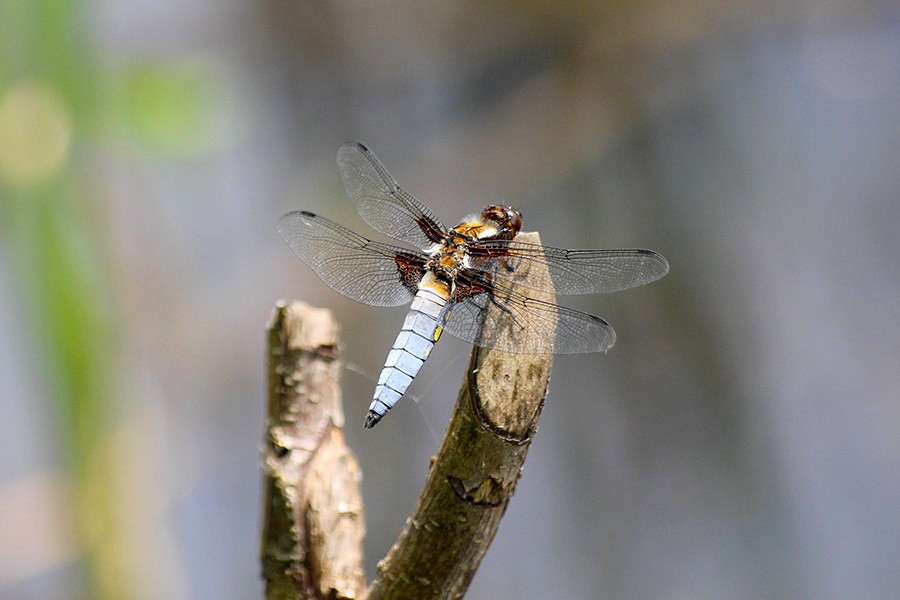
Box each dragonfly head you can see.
[481,205,522,239]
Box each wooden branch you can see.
[261,301,367,600]
[365,231,554,599]
[262,232,553,598]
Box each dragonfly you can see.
[279,142,669,428]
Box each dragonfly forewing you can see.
[278,211,426,307]
[469,240,669,296]
[337,142,447,250]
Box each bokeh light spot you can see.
[0,81,73,186]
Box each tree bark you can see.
[261,301,367,600]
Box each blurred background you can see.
[2,0,899,598]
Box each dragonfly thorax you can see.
[426,234,471,280]
[425,205,524,282]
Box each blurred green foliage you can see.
[122,63,217,155]
[1,0,216,596]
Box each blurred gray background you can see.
[1,1,899,598]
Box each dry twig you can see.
[365,231,553,599]
[261,302,367,600]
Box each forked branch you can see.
[262,231,554,599]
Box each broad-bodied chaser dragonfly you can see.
[279,143,669,428]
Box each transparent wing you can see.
[442,277,616,355]
[468,239,669,295]
[336,142,447,250]
[278,211,426,307]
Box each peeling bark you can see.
[261,302,367,600]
